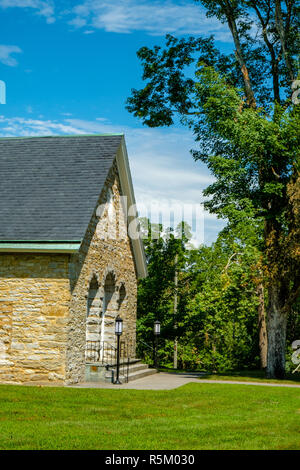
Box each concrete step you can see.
[105,360,150,372]
[104,358,142,367]
[105,361,157,383]
[127,367,158,382]
[121,362,151,373]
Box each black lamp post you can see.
[114,316,123,384]
[153,320,161,368]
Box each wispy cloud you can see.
[0,45,22,66]
[0,0,55,24]
[0,115,225,243]
[0,115,85,136]
[0,0,232,41]
[68,0,232,40]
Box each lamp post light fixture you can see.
[115,315,123,336]
[114,316,123,384]
[154,320,161,336]
[153,320,161,368]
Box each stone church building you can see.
[0,134,148,385]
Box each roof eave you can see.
[116,137,148,279]
[0,242,81,253]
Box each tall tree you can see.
[127,1,300,378]
[137,219,188,351]
[137,219,261,371]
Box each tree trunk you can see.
[257,282,267,369]
[173,253,178,369]
[266,283,288,379]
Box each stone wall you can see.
[0,254,70,384]
[67,160,137,384]
[0,160,138,386]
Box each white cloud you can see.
[0,116,86,136]
[0,45,22,66]
[68,16,87,28]
[0,0,232,41]
[68,0,232,40]
[0,0,55,23]
[0,115,225,243]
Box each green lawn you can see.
[198,369,300,385]
[0,383,299,450]
[159,367,300,385]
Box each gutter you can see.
[0,241,81,253]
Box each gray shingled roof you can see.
[0,134,123,241]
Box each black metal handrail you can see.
[86,339,136,383]
[137,338,163,367]
[138,339,153,351]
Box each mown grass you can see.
[0,382,299,450]
[198,369,300,385]
[159,367,300,385]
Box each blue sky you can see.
[0,0,233,245]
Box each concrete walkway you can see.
[70,372,300,390]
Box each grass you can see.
[198,369,300,385]
[159,367,300,385]
[0,382,299,450]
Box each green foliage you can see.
[137,220,262,372]
[128,0,300,377]
[137,220,188,357]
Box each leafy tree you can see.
[136,219,188,363]
[127,1,299,378]
[183,242,260,372]
[137,219,261,371]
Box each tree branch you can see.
[275,0,295,83]
[221,0,256,108]
[249,1,281,102]
[223,252,242,273]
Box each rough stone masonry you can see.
[0,135,146,386]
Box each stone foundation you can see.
[0,254,70,384]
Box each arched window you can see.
[87,275,99,317]
[86,275,101,363]
[104,272,115,312]
[118,283,126,309]
[100,271,117,346]
[106,188,114,221]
